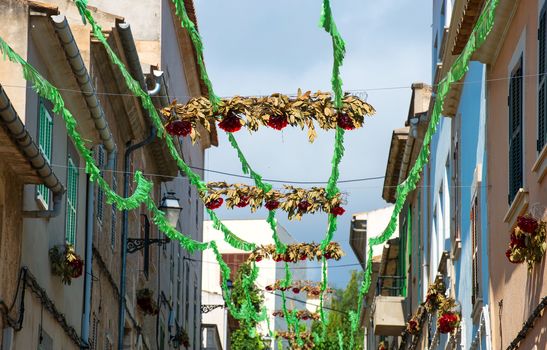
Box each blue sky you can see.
[195,0,432,287]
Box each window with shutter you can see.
[509,57,523,204]
[539,8,547,152]
[36,100,53,209]
[96,145,105,223]
[65,156,79,245]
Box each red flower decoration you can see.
[517,215,539,234]
[438,312,459,334]
[292,287,301,294]
[265,200,280,211]
[218,111,243,133]
[298,200,311,212]
[69,259,84,278]
[166,120,192,137]
[510,232,526,248]
[331,206,346,216]
[205,198,224,210]
[407,319,419,334]
[236,195,250,208]
[265,285,273,291]
[337,112,355,130]
[267,114,289,130]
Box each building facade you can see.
[357,1,547,349]
[0,1,215,349]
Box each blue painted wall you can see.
[424,1,489,348]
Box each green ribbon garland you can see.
[347,0,500,346]
[317,0,347,344]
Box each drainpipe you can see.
[117,127,157,350]
[51,15,117,168]
[0,84,65,217]
[81,174,94,349]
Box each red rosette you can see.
[205,198,224,210]
[266,114,289,130]
[265,200,280,211]
[166,120,192,137]
[517,215,539,234]
[218,111,243,133]
[331,206,346,216]
[337,112,355,130]
[236,195,250,208]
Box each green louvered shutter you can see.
[65,156,79,245]
[509,58,523,204]
[37,100,53,208]
[539,9,547,152]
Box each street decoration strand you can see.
[346,0,501,346]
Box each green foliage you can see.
[313,270,364,350]
[230,263,267,350]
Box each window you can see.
[96,145,105,223]
[539,8,547,152]
[111,155,118,249]
[65,156,78,245]
[37,100,53,209]
[471,194,481,306]
[509,57,523,204]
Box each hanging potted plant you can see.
[505,214,546,269]
[171,326,190,349]
[49,243,84,285]
[136,288,159,316]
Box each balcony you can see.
[373,275,406,336]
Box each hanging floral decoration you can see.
[203,182,345,219]
[161,90,375,143]
[378,341,388,350]
[265,280,333,298]
[248,242,344,263]
[505,215,546,269]
[48,243,84,285]
[171,326,190,349]
[136,288,159,316]
[424,280,446,313]
[272,309,320,321]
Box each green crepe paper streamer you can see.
[318,0,347,344]
[170,0,220,108]
[347,0,500,345]
[0,37,152,211]
[319,0,346,109]
[227,133,272,192]
[74,5,255,253]
[226,133,287,253]
[337,330,345,350]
